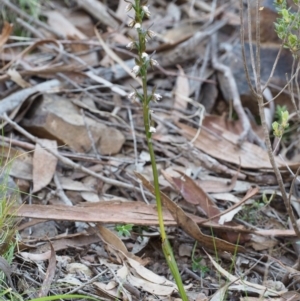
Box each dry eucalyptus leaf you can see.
[32,139,57,193]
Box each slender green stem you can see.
[141,82,166,240]
[128,1,188,299]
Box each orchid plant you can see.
[125,1,188,299]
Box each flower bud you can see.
[142,5,151,17]
[141,52,149,60]
[147,30,156,38]
[132,65,140,75]
[128,91,138,102]
[128,19,135,27]
[149,126,156,133]
[125,3,133,12]
[153,93,162,101]
[126,41,134,49]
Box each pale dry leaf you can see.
[211,193,240,203]
[77,0,119,29]
[210,285,228,301]
[240,296,282,301]
[177,121,293,169]
[248,234,278,251]
[19,251,52,261]
[97,224,146,264]
[117,265,128,279]
[195,292,209,301]
[166,3,181,23]
[0,22,13,48]
[66,263,92,277]
[32,139,58,193]
[115,0,129,21]
[218,206,243,224]
[7,69,31,88]
[81,191,100,202]
[163,23,202,45]
[173,65,189,121]
[57,275,83,286]
[216,187,258,226]
[38,242,56,297]
[206,253,285,297]
[106,281,118,290]
[45,10,87,39]
[127,274,176,296]
[127,257,175,286]
[131,235,150,254]
[59,177,93,192]
[93,281,120,299]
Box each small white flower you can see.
[126,41,134,49]
[125,3,132,12]
[141,52,149,60]
[132,65,140,75]
[142,5,151,17]
[128,19,135,27]
[147,30,156,38]
[134,23,141,29]
[151,59,159,66]
[128,91,138,102]
[128,91,135,99]
[153,93,162,101]
[149,126,156,133]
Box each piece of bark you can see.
[21,94,125,154]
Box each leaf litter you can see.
[0,0,300,300]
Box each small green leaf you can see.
[281,110,289,122]
[272,121,279,131]
[281,9,290,23]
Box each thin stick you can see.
[239,0,256,95]
[53,173,73,206]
